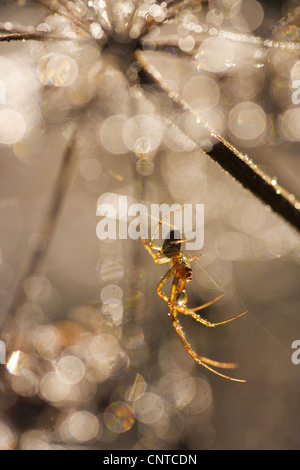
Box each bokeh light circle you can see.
[228,101,267,141]
[68,410,100,442]
[104,401,135,433]
[230,0,264,33]
[37,53,78,87]
[178,35,195,52]
[136,158,155,176]
[281,108,300,141]
[99,114,129,154]
[0,421,17,450]
[56,355,85,385]
[39,372,70,403]
[122,114,163,154]
[0,109,26,144]
[195,37,235,73]
[132,392,165,424]
[183,76,220,110]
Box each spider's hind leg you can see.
[177,301,247,327]
[170,309,246,382]
[190,292,225,312]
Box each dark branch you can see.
[207,141,300,230]
[0,32,60,42]
[136,49,300,232]
[0,22,74,42]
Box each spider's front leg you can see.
[141,238,169,264]
[140,222,169,264]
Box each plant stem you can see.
[136,50,300,232]
[2,127,78,328]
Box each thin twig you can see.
[2,126,78,329]
[34,0,95,37]
[0,32,69,42]
[136,49,300,232]
[140,27,300,52]
[162,0,201,23]
[0,20,80,42]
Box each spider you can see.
[141,209,247,382]
[0,0,297,372]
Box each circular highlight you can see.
[195,37,235,73]
[228,101,266,141]
[178,35,195,52]
[37,53,78,87]
[68,411,100,442]
[132,392,164,424]
[56,355,85,385]
[99,115,128,155]
[0,109,26,145]
[230,0,264,33]
[122,114,163,154]
[103,401,135,433]
[39,372,70,403]
[183,76,220,110]
[281,108,300,141]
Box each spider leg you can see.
[159,291,224,323]
[177,303,248,327]
[173,288,247,327]
[186,254,202,262]
[140,221,168,264]
[190,293,225,312]
[169,309,246,382]
[141,240,168,264]
[169,238,191,245]
[157,266,177,303]
[148,206,185,247]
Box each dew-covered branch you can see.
[136,49,300,232]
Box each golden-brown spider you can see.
[141,210,247,383]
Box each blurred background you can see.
[0,0,300,450]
